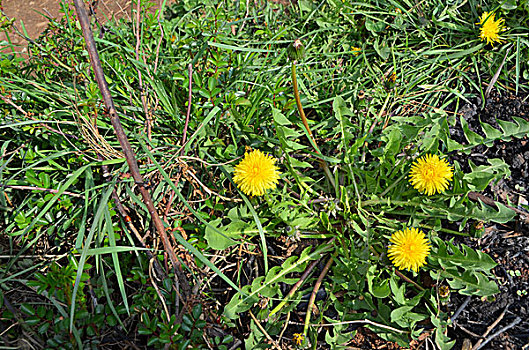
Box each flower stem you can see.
[291,62,314,141]
[419,223,469,237]
[291,61,336,190]
[394,268,425,291]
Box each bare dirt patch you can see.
[1,0,137,55]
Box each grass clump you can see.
[1,0,528,348]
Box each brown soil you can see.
[0,0,136,55]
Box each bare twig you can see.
[0,185,85,199]
[458,324,483,339]
[394,268,425,291]
[248,310,282,350]
[72,0,188,296]
[278,311,291,344]
[304,256,334,335]
[149,258,170,322]
[237,0,251,34]
[133,0,152,141]
[472,304,510,350]
[153,0,165,73]
[109,188,166,279]
[291,61,336,190]
[178,155,240,167]
[269,259,320,316]
[452,296,471,324]
[185,169,239,202]
[475,317,521,350]
[289,319,406,334]
[484,45,512,101]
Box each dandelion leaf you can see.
[430,238,498,297]
[480,120,502,140]
[424,195,515,225]
[460,116,484,145]
[439,269,499,296]
[463,158,510,191]
[431,237,497,272]
[205,217,253,250]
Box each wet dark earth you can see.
[446,90,529,350]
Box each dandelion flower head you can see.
[388,228,431,273]
[409,154,453,196]
[352,47,362,56]
[292,333,305,346]
[233,149,280,197]
[477,12,505,46]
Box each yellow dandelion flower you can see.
[292,333,305,346]
[477,12,505,46]
[388,228,431,273]
[352,47,362,56]
[409,154,453,196]
[233,149,280,197]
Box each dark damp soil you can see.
[450,89,529,210]
[445,89,529,350]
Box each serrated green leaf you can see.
[430,237,497,272]
[390,277,406,305]
[446,138,463,152]
[471,201,515,224]
[421,121,441,152]
[390,305,413,323]
[422,196,515,225]
[512,117,529,136]
[480,121,502,140]
[498,119,521,139]
[367,265,390,298]
[440,269,498,296]
[435,326,456,350]
[383,129,402,158]
[333,96,353,120]
[463,158,510,191]
[460,116,484,145]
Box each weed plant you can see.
[1,0,528,348]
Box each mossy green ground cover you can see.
[1,0,528,348]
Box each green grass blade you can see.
[104,207,130,314]
[70,183,115,331]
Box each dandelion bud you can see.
[287,39,305,61]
